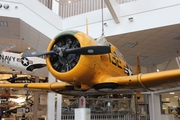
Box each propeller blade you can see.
[65,46,116,55]
[22,51,55,57]
[0,79,8,81]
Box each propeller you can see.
[22,45,115,58]
[21,35,116,72]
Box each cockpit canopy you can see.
[96,36,125,61]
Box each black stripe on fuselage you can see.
[26,64,46,71]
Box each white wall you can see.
[1,0,180,39]
[62,0,180,38]
[0,0,62,38]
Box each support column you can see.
[130,95,136,113]
[140,94,148,120]
[33,77,39,120]
[52,0,59,15]
[104,0,120,24]
[56,94,62,120]
[47,72,56,120]
[134,94,138,120]
[148,92,161,120]
[176,57,180,68]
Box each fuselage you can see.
[46,31,134,87]
[0,51,48,77]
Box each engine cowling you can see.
[46,30,98,83]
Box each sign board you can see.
[79,96,86,108]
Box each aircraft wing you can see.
[0,95,19,99]
[0,71,21,74]
[0,69,180,93]
[0,82,73,92]
[109,69,180,91]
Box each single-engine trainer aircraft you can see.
[0,30,180,94]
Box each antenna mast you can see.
[101,0,104,36]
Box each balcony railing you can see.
[61,114,139,120]
[58,0,137,18]
[38,0,136,18]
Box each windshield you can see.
[96,36,126,61]
[96,36,107,45]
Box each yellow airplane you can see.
[0,30,179,94]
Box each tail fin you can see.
[0,43,16,53]
[136,56,141,74]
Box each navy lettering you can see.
[0,54,16,64]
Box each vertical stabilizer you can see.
[136,56,141,74]
[0,43,16,53]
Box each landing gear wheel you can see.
[93,83,119,90]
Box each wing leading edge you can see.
[0,82,73,92]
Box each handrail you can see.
[61,113,140,120]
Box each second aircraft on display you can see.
[0,51,48,77]
[0,30,179,94]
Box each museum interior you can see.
[0,0,180,120]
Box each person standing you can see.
[0,108,3,120]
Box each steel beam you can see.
[104,0,120,24]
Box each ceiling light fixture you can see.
[170,92,175,94]
[55,0,80,5]
[128,17,134,22]
[174,96,178,98]
[3,4,9,9]
[0,21,8,27]
[165,98,169,101]
[172,106,177,108]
